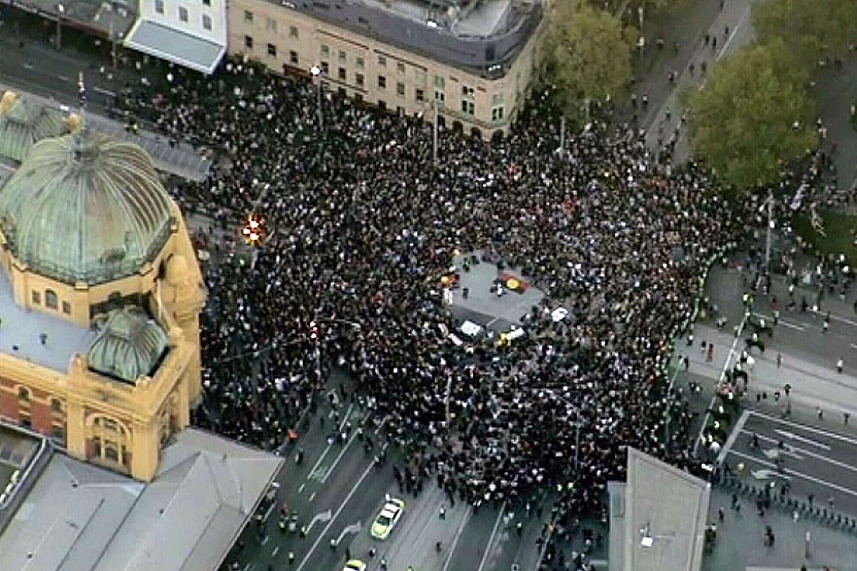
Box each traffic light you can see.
[242,216,264,246]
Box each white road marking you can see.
[718,409,751,464]
[442,506,473,571]
[298,483,305,493]
[773,429,831,451]
[307,405,355,481]
[261,534,270,545]
[745,431,857,474]
[729,450,857,498]
[751,468,791,481]
[812,309,857,328]
[477,501,507,571]
[762,447,804,461]
[271,546,279,558]
[306,509,333,533]
[753,312,804,331]
[295,462,375,571]
[320,428,360,484]
[717,8,750,62]
[695,314,748,455]
[308,491,316,503]
[750,410,857,446]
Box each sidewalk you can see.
[682,325,857,419]
[0,78,210,182]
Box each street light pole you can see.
[310,65,323,129]
[56,3,65,50]
[432,98,439,165]
[765,191,773,269]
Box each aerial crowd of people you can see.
[116,58,751,566]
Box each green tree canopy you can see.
[544,0,633,117]
[685,40,817,191]
[752,0,857,69]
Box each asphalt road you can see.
[719,409,857,518]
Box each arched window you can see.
[45,290,58,309]
[18,387,30,402]
[105,444,120,463]
[50,398,63,413]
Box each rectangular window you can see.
[31,290,41,305]
[155,0,164,14]
[52,425,65,442]
[62,301,71,314]
[179,6,188,22]
[377,75,386,89]
[461,86,474,99]
[320,44,329,57]
[377,55,386,67]
[202,14,212,30]
[289,25,298,38]
[20,414,31,429]
[355,56,364,69]
[396,82,405,97]
[244,10,253,22]
[202,0,210,5]
[434,90,445,103]
[355,73,364,87]
[339,50,346,63]
[267,43,277,57]
[244,35,253,49]
[461,100,475,115]
[289,50,299,65]
[320,61,329,74]
[415,88,424,102]
[433,75,444,88]
[491,92,504,106]
[266,17,276,32]
[397,62,405,74]
[492,106,505,121]
[338,67,346,81]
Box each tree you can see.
[752,0,857,69]
[544,0,634,118]
[685,40,817,191]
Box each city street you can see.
[719,409,857,517]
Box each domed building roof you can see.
[88,307,169,383]
[0,129,174,285]
[0,92,65,162]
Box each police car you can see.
[343,560,367,571]
[370,496,406,540]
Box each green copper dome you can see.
[0,129,174,285]
[88,307,169,383]
[0,96,65,162]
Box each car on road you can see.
[370,496,406,540]
[343,560,366,571]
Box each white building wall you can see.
[139,0,227,45]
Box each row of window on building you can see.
[240,35,506,121]
[31,288,71,314]
[15,386,65,442]
[155,0,215,30]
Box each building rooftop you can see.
[283,0,543,77]
[0,272,97,373]
[608,448,710,571]
[0,428,283,571]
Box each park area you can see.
[794,210,857,263]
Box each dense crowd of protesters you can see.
[117,58,750,552]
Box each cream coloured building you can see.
[0,105,205,482]
[227,0,546,139]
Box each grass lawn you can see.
[793,210,857,263]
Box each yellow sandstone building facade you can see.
[0,110,205,482]
[228,0,545,139]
